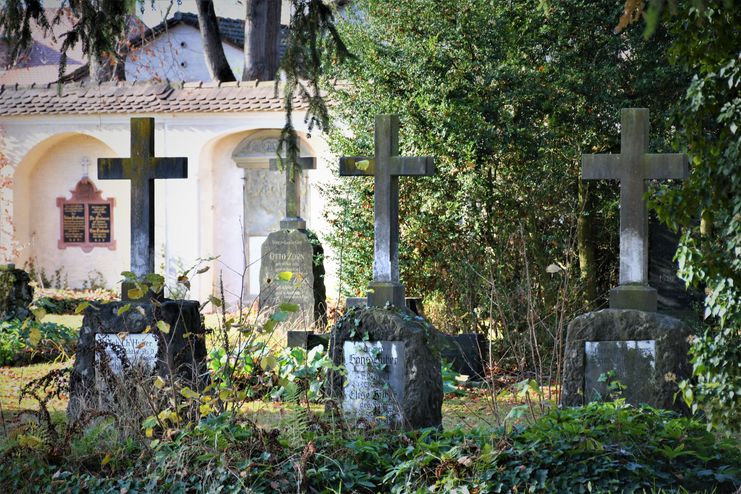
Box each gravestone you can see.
[259,152,326,330]
[0,264,33,321]
[561,309,691,409]
[69,118,205,419]
[441,333,488,380]
[69,299,205,418]
[328,115,442,430]
[562,109,691,411]
[327,306,443,429]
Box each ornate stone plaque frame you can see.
[56,177,116,252]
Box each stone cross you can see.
[340,114,435,307]
[268,156,316,230]
[98,118,188,287]
[582,108,688,311]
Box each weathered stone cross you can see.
[582,108,688,311]
[98,118,188,290]
[268,154,316,230]
[340,114,435,308]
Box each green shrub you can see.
[32,288,117,315]
[0,319,77,366]
[2,401,738,493]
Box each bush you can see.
[0,319,77,366]
[32,288,117,315]
[1,401,738,493]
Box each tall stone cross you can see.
[98,118,188,293]
[582,108,688,312]
[340,114,435,308]
[268,155,316,230]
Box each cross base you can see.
[280,217,307,230]
[367,281,406,308]
[609,284,657,312]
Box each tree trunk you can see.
[243,0,282,81]
[577,179,597,308]
[196,0,236,82]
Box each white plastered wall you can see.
[1,111,338,308]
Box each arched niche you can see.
[230,130,316,298]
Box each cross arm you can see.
[268,156,317,171]
[97,158,127,180]
[390,156,435,176]
[339,156,375,176]
[645,153,689,180]
[582,154,621,180]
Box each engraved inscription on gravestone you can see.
[95,333,158,376]
[260,229,322,327]
[584,339,656,404]
[88,203,112,243]
[343,341,405,425]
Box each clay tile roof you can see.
[0,80,314,116]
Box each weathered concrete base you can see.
[68,299,206,419]
[609,284,657,312]
[367,282,405,308]
[0,265,33,321]
[561,309,691,411]
[326,306,443,430]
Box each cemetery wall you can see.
[1,112,338,310]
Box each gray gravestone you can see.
[69,299,206,419]
[561,309,690,410]
[563,109,692,411]
[327,306,443,430]
[258,148,326,330]
[70,118,203,419]
[329,116,441,430]
[343,340,406,426]
[582,108,688,312]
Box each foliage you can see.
[33,287,117,315]
[323,0,686,377]
[0,318,76,366]
[1,400,738,493]
[640,0,741,433]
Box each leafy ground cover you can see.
[0,319,77,366]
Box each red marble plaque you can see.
[57,178,116,252]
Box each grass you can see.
[0,359,70,431]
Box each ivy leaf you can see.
[75,301,91,314]
[117,304,132,316]
[278,271,293,281]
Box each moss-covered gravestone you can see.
[562,109,691,411]
[0,264,33,321]
[259,154,327,331]
[326,306,443,430]
[68,118,205,419]
[329,115,442,430]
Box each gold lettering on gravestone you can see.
[62,203,86,243]
[88,204,112,243]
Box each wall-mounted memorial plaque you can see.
[57,177,116,252]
